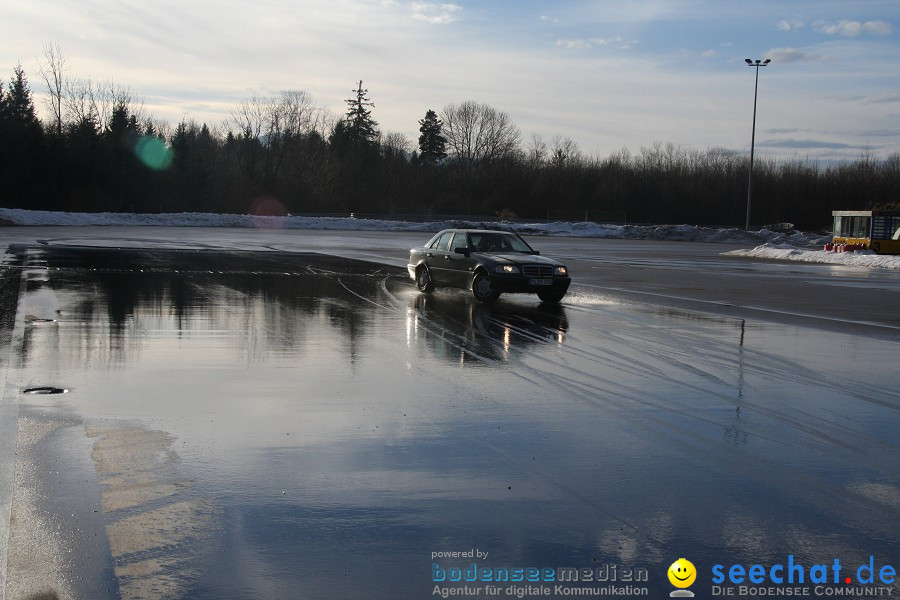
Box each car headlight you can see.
[554,266,568,276]
[495,265,519,274]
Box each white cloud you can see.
[777,19,804,32]
[865,93,900,105]
[702,49,718,58]
[593,36,626,46]
[814,20,893,37]
[555,36,628,50]
[410,2,462,24]
[862,20,894,35]
[540,15,560,24]
[766,47,821,63]
[556,38,590,50]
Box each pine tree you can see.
[4,65,41,131]
[418,109,447,163]
[0,66,45,209]
[343,80,379,147]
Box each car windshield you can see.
[469,232,533,253]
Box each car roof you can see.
[439,228,515,235]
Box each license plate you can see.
[529,278,553,286]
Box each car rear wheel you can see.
[416,265,435,293]
[472,272,500,303]
[537,289,566,303]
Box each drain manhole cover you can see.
[22,386,68,395]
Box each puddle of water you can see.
[6,248,899,598]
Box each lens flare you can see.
[248,196,288,217]
[134,136,173,171]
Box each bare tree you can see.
[525,133,548,169]
[440,100,520,174]
[99,81,145,131]
[63,78,144,133]
[278,90,330,139]
[64,77,97,129]
[230,91,327,145]
[229,93,277,185]
[380,131,411,158]
[549,135,581,168]
[38,39,68,136]
[36,43,144,138]
[228,90,329,186]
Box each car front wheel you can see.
[416,265,435,293]
[537,289,566,303]
[471,272,500,303]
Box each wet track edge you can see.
[0,263,23,600]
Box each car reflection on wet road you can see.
[407,293,569,363]
[1,246,898,599]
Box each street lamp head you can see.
[763,58,771,64]
[745,58,752,64]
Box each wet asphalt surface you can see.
[0,236,898,599]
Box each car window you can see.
[503,235,533,253]
[471,233,502,252]
[470,233,532,253]
[450,232,469,253]
[431,232,453,251]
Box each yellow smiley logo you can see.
[668,558,697,588]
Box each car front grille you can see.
[522,264,554,277]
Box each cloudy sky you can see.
[2,0,898,162]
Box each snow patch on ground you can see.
[723,243,900,270]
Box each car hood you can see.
[479,253,561,266]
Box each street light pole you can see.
[744,58,770,231]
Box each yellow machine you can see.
[829,210,900,254]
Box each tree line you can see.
[1,52,898,231]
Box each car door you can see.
[445,232,475,287]
[424,231,454,284]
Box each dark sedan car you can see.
[407,229,571,303]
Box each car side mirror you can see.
[454,247,471,256]
[532,250,540,255]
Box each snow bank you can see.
[4,208,897,268]
[723,243,900,270]
[0,208,830,245]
